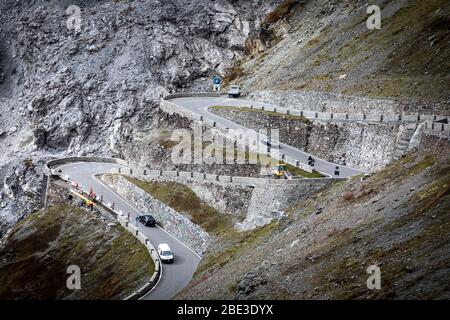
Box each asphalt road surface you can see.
[170,96,367,178]
[55,162,201,300]
[51,96,367,300]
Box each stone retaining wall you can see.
[115,166,336,187]
[115,166,341,231]
[247,90,450,115]
[160,93,449,173]
[161,92,450,130]
[133,174,252,220]
[100,174,209,256]
[209,107,412,171]
[230,100,449,126]
[236,178,334,231]
[160,97,315,174]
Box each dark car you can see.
[136,215,156,227]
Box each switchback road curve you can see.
[49,95,370,299]
[53,161,200,300]
[168,96,368,178]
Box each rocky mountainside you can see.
[178,140,450,299]
[0,0,281,235]
[0,0,448,301]
[233,0,449,105]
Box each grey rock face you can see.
[0,158,45,234]
[0,0,282,236]
[236,179,332,231]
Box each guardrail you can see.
[45,157,129,175]
[160,92,449,178]
[162,92,450,125]
[113,166,344,186]
[221,102,450,125]
[162,93,449,131]
[163,92,225,100]
[44,158,161,300]
[424,121,450,133]
[161,94,340,176]
[119,212,161,300]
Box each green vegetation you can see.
[209,105,311,123]
[158,138,179,149]
[284,163,324,178]
[123,177,232,235]
[201,141,324,178]
[311,161,450,299]
[119,177,281,289]
[237,0,449,101]
[404,155,436,176]
[208,106,323,178]
[329,0,450,101]
[373,153,436,187]
[0,205,154,300]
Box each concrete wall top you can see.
[117,166,344,188]
[163,92,225,100]
[161,92,449,125]
[45,157,128,175]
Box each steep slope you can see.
[235,0,449,105]
[177,139,450,299]
[0,204,153,300]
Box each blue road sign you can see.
[213,76,221,85]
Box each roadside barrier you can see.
[44,159,161,300]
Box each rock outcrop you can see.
[0,0,281,235]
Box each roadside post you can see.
[335,166,340,176]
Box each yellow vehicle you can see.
[272,164,287,179]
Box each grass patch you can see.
[0,204,153,300]
[123,177,232,235]
[284,163,324,178]
[208,106,323,178]
[156,129,180,150]
[158,138,179,149]
[404,155,436,176]
[209,105,311,123]
[340,0,450,100]
[289,156,450,299]
[203,143,324,178]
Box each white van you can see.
[228,85,241,98]
[158,243,174,263]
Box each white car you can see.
[158,243,174,264]
[228,85,241,98]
